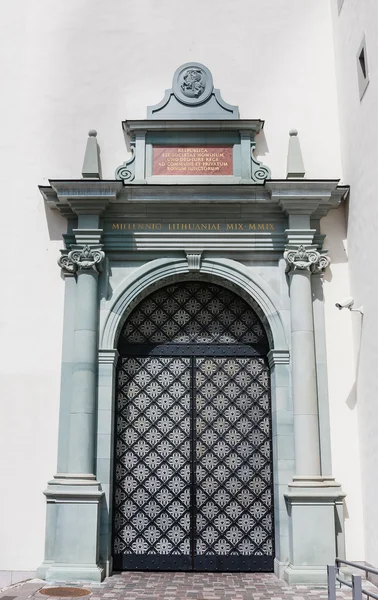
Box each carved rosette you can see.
[284,245,330,274]
[58,245,105,274]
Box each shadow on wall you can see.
[254,130,269,157]
[321,204,349,286]
[99,259,114,302]
[345,381,357,410]
[43,195,68,241]
[347,312,364,410]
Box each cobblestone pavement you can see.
[1,572,376,600]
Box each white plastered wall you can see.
[0,0,359,571]
[331,0,378,567]
[321,205,364,560]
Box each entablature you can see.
[39,61,349,260]
[42,179,344,256]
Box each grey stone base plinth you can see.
[284,476,345,585]
[44,564,105,583]
[36,561,52,580]
[274,558,289,580]
[37,474,104,583]
[284,564,328,584]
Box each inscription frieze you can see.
[110,222,277,232]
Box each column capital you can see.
[58,244,105,274]
[284,244,330,275]
[267,349,290,368]
[98,348,119,366]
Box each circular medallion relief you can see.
[172,62,213,106]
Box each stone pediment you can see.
[147,62,239,119]
[116,62,271,185]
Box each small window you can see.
[357,36,369,100]
[337,0,344,14]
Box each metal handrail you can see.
[328,559,378,600]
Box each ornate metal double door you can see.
[113,282,273,572]
[113,353,273,572]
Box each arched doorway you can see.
[112,281,274,572]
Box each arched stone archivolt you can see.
[100,256,289,352]
[97,255,292,574]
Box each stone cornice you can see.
[40,180,123,216]
[41,180,348,221]
[266,180,348,218]
[124,119,264,135]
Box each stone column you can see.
[63,245,105,475]
[283,245,345,584]
[56,269,76,474]
[284,245,330,476]
[312,273,333,476]
[37,245,105,583]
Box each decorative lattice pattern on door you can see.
[113,281,273,572]
[195,357,272,559]
[121,282,268,347]
[114,357,192,558]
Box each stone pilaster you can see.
[283,245,345,584]
[97,349,120,577]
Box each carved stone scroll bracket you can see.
[251,143,271,184]
[58,244,105,274]
[185,251,202,272]
[115,142,136,183]
[284,244,331,274]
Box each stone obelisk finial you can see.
[286,129,305,179]
[82,130,102,179]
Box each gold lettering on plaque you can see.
[153,146,233,176]
[111,222,275,232]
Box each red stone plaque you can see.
[153,145,233,176]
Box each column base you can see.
[283,564,328,585]
[36,561,53,580]
[37,474,104,583]
[274,558,289,580]
[44,564,105,583]
[284,476,345,585]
